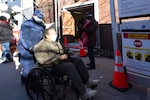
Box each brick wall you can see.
[35,0,120,24]
[99,0,111,23]
[35,0,54,23]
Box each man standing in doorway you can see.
[81,12,98,69]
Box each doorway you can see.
[62,4,94,42]
[69,5,94,39]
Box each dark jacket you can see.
[83,19,98,48]
[0,21,13,43]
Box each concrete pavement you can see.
[0,52,149,100]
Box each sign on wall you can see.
[122,32,150,77]
[118,0,150,18]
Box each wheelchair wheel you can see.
[25,67,55,100]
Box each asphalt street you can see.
[0,52,149,100]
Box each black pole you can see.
[33,0,36,11]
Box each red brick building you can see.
[35,0,119,24]
[35,0,120,57]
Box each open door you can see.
[62,10,75,36]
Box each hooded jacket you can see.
[18,18,45,51]
[0,21,13,43]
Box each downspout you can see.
[94,0,100,49]
[57,0,61,39]
[110,0,118,57]
[54,0,58,34]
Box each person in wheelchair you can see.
[33,25,100,99]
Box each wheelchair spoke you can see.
[25,67,81,100]
[26,68,55,100]
[41,78,54,96]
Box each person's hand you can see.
[28,47,34,54]
[60,54,68,60]
[68,51,75,56]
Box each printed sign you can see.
[118,0,150,18]
[122,32,150,77]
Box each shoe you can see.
[9,58,13,62]
[86,63,95,70]
[2,60,9,63]
[2,59,13,63]
[87,63,91,66]
[6,54,13,62]
[82,89,97,99]
[86,66,95,70]
[86,79,101,88]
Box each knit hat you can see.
[33,10,44,19]
[0,16,7,21]
[85,12,93,19]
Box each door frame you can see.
[62,0,100,48]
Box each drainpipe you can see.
[110,0,118,57]
[94,0,100,49]
[54,0,58,34]
[54,0,61,39]
[57,0,61,39]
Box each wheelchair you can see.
[25,63,83,100]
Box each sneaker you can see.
[2,59,12,63]
[86,63,95,70]
[86,66,95,70]
[86,79,101,88]
[82,89,97,99]
[9,58,13,62]
[87,63,91,66]
[6,54,13,62]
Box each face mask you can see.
[51,34,57,41]
[34,16,43,23]
[86,19,91,23]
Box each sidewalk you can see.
[0,52,149,100]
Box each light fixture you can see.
[73,11,81,14]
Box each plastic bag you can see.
[82,32,88,47]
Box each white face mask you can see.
[33,16,43,23]
[86,19,91,23]
[51,34,57,41]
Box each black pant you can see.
[53,57,89,95]
[88,47,95,68]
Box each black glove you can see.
[68,51,75,56]
[28,47,34,54]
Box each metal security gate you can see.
[99,24,114,58]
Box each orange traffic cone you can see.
[78,38,87,57]
[64,36,68,47]
[109,50,132,92]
